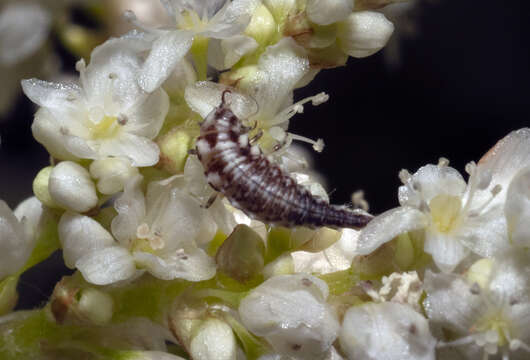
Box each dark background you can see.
[0,0,528,307]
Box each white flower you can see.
[337,11,395,58]
[128,0,257,92]
[339,302,436,360]
[186,38,327,152]
[0,200,36,279]
[48,161,98,212]
[239,274,340,360]
[58,174,219,285]
[22,33,169,166]
[357,129,530,272]
[424,253,530,359]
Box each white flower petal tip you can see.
[239,274,339,359]
[340,302,436,360]
[357,206,427,255]
[337,11,394,58]
[48,161,98,213]
[76,246,136,286]
[306,0,354,25]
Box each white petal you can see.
[128,350,187,360]
[58,212,116,269]
[162,59,197,95]
[337,11,394,58]
[138,30,194,93]
[89,158,140,195]
[112,175,146,245]
[208,35,258,70]
[306,0,353,25]
[124,87,169,139]
[184,81,258,119]
[21,78,82,111]
[0,3,51,65]
[201,0,254,39]
[340,302,436,360]
[190,318,237,360]
[456,205,508,258]
[239,274,338,359]
[424,229,469,273]
[504,166,530,246]
[76,246,136,285]
[357,206,428,255]
[13,196,44,244]
[82,34,152,111]
[133,248,216,281]
[96,133,160,167]
[487,251,530,305]
[0,201,31,278]
[423,270,486,334]
[247,38,309,120]
[476,128,530,206]
[48,161,98,212]
[398,164,467,208]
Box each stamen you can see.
[352,190,370,211]
[438,157,450,167]
[269,92,330,126]
[288,133,325,152]
[467,184,502,217]
[399,169,412,185]
[136,223,150,238]
[465,161,477,176]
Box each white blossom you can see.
[185,38,327,152]
[339,302,436,360]
[239,274,340,360]
[504,166,530,247]
[357,129,530,272]
[128,0,257,92]
[306,0,354,25]
[22,33,169,166]
[424,253,530,359]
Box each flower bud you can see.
[306,0,354,25]
[90,158,139,195]
[216,224,265,283]
[190,318,237,360]
[465,258,493,289]
[0,276,18,315]
[48,161,98,212]
[263,253,294,279]
[32,166,57,208]
[337,11,394,58]
[77,287,114,325]
[245,4,276,44]
[157,127,195,174]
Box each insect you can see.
[194,90,373,229]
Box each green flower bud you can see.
[157,126,197,174]
[32,166,57,208]
[216,224,265,283]
[245,4,277,45]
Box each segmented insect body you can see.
[195,92,373,229]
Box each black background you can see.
[0,0,529,307]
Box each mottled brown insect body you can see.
[195,92,372,229]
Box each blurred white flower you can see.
[239,274,340,360]
[0,200,37,279]
[128,0,257,91]
[185,38,327,152]
[339,301,436,360]
[22,33,169,166]
[357,129,530,272]
[424,253,530,359]
[504,166,530,247]
[0,1,52,116]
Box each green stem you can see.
[190,35,209,81]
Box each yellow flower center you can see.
[474,311,511,347]
[429,194,462,233]
[89,115,121,139]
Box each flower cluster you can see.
[0,1,529,360]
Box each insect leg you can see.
[250,129,263,144]
[202,194,218,209]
